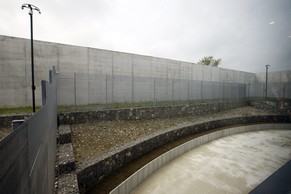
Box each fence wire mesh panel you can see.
[57,72,250,111]
[249,81,291,100]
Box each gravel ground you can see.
[71,106,275,165]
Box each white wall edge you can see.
[110,123,291,194]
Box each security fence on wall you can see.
[0,68,57,194]
[249,81,291,100]
[57,72,247,111]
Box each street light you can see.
[265,64,270,99]
[21,4,41,113]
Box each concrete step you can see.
[58,173,80,194]
[59,125,72,144]
[59,143,76,175]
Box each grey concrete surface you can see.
[1,35,290,107]
[131,130,291,194]
[0,35,255,107]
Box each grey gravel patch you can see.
[58,173,79,194]
[59,143,76,174]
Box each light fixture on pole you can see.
[21,4,41,113]
[265,64,270,99]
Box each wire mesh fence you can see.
[57,72,247,112]
[248,81,290,99]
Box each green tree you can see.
[198,56,221,67]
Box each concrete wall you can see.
[1,35,290,107]
[0,35,254,107]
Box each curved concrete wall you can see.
[110,123,291,194]
[76,115,290,192]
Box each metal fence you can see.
[57,72,247,111]
[0,67,57,194]
[249,81,291,100]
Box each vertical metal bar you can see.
[131,57,134,105]
[283,83,286,100]
[87,49,90,108]
[41,80,46,105]
[74,72,76,111]
[231,83,233,102]
[30,12,36,113]
[132,72,134,105]
[172,78,174,105]
[200,80,203,102]
[153,77,156,106]
[265,65,270,98]
[87,73,89,109]
[221,82,224,103]
[211,81,214,102]
[249,83,251,100]
[106,75,108,108]
[111,55,114,104]
[191,64,193,103]
[166,66,168,102]
[187,79,190,104]
[112,75,114,104]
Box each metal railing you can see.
[57,72,247,111]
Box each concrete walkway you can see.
[249,160,291,194]
[131,130,291,194]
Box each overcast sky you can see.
[1,0,290,73]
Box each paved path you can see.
[131,130,291,194]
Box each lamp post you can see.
[21,4,41,113]
[265,64,270,99]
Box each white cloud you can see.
[0,0,290,73]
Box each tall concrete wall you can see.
[1,35,288,107]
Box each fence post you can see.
[87,73,90,108]
[132,73,134,105]
[172,78,174,105]
[212,81,214,102]
[248,83,250,99]
[283,83,286,101]
[153,77,156,106]
[112,74,114,104]
[41,80,46,105]
[200,80,203,103]
[187,79,190,104]
[74,72,76,111]
[105,75,108,108]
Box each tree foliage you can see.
[198,56,221,67]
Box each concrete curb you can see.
[59,143,76,174]
[59,125,72,144]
